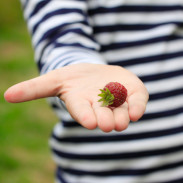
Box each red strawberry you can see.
[98,82,127,107]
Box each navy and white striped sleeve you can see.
[20,0,106,74]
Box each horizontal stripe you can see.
[125,56,183,77]
[28,0,86,19]
[35,20,89,47]
[40,47,105,74]
[89,5,183,15]
[159,177,183,183]
[24,0,45,19]
[59,107,183,128]
[50,132,183,156]
[56,31,100,49]
[32,8,86,34]
[141,107,183,120]
[60,120,81,128]
[54,43,96,52]
[28,0,51,18]
[92,12,183,27]
[100,35,183,52]
[94,22,183,33]
[51,126,183,143]
[58,160,183,176]
[28,1,87,31]
[32,12,87,46]
[145,75,183,95]
[53,151,183,173]
[88,0,183,7]
[57,169,183,183]
[96,24,182,46]
[36,24,95,48]
[104,40,183,64]
[139,69,183,82]
[109,51,183,67]
[146,90,183,117]
[150,88,183,100]
[36,26,99,69]
[51,113,182,138]
[146,95,183,113]
[51,144,183,160]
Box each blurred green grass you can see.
[0,1,58,182]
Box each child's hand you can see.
[4,63,149,132]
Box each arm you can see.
[4,0,149,132]
[21,0,106,73]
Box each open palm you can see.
[4,63,149,132]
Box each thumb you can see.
[4,70,61,103]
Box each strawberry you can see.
[98,82,127,107]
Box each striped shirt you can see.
[21,0,183,183]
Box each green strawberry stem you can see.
[98,88,114,107]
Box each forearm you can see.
[21,0,106,74]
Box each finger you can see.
[92,102,115,132]
[113,102,130,131]
[64,94,97,130]
[4,71,61,103]
[128,91,149,122]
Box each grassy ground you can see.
[0,1,58,182]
